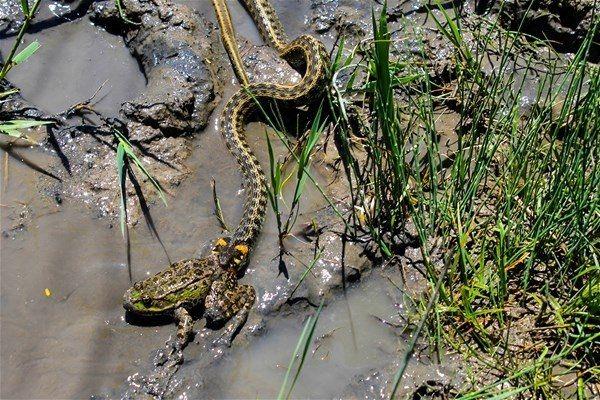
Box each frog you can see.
[123,237,256,348]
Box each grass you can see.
[1,0,45,142]
[277,300,324,400]
[328,2,599,398]
[264,104,327,252]
[2,0,597,397]
[113,128,167,237]
[112,128,167,280]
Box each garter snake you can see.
[211,0,329,266]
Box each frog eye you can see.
[140,297,153,307]
[213,237,230,254]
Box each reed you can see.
[329,2,599,397]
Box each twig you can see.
[211,177,229,232]
[62,79,109,117]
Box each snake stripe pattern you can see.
[211,0,329,266]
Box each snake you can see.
[210,0,329,266]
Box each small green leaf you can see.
[116,142,127,238]
[1,119,50,129]
[0,119,50,144]
[12,41,40,66]
[20,0,29,16]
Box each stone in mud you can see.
[91,0,221,134]
[239,39,300,85]
[310,0,372,42]
[495,0,600,62]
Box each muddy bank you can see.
[2,0,223,221]
[477,0,600,62]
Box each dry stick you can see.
[63,79,109,117]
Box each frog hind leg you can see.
[174,307,194,347]
[204,274,256,346]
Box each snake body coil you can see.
[212,0,329,264]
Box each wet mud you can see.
[482,0,600,62]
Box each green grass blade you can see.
[113,129,167,206]
[289,249,323,298]
[284,300,324,400]
[277,315,313,400]
[116,142,127,238]
[19,0,29,16]
[12,40,40,66]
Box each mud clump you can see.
[493,0,600,62]
[239,39,301,85]
[75,0,223,218]
[310,0,373,43]
[91,0,221,135]
[3,0,224,221]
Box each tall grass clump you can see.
[330,3,599,397]
[264,105,328,252]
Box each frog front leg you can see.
[204,273,256,346]
[174,307,194,347]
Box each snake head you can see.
[216,241,250,270]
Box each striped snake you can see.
[211,0,329,266]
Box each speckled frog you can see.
[123,238,256,347]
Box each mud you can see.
[479,0,600,62]
[310,0,373,43]
[2,0,222,221]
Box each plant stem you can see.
[0,0,43,79]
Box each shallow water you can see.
[0,7,145,116]
[1,1,461,398]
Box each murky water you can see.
[0,6,145,116]
[1,1,461,398]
